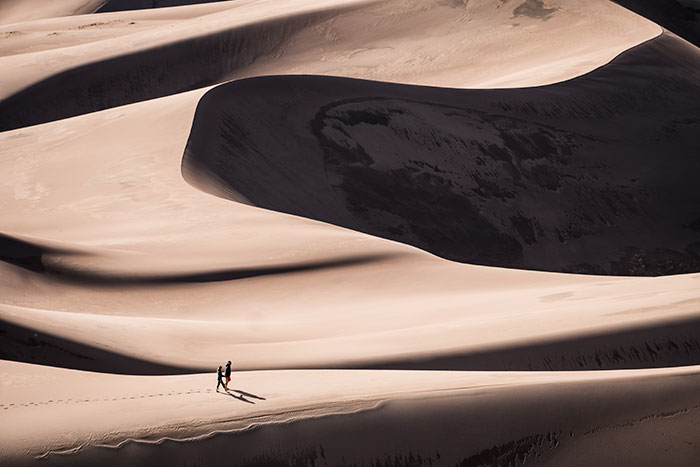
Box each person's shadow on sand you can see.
[231,389,266,401]
[217,389,266,404]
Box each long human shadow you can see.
[231,389,266,401]
[218,390,255,404]
[0,232,397,287]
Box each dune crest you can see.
[1,0,699,466]
[0,0,660,131]
[184,32,700,275]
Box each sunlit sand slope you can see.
[0,0,659,130]
[1,1,699,466]
[1,362,699,466]
[1,33,699,376]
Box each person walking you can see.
[216,365,225,392]
[224,360,232,391]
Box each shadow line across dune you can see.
[0,3,364,132]
[182,32,700,276]
[0,319,201,375]
[2,311,699,374]
[358,316,700,371]
[0,232,397,287]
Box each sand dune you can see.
[2,361,700,466]
[0,0,659,131]
[184,32,700,275]
[0,0,105,26]
[0,1,240,56]
[613,0,700,47]
[96,0,235,13]
[1,0,699,465]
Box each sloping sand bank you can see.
[2,361,699,466]
[0,0,659,130]
[184,32,700,275]
[0,0,105,26]
[1,0,699,466]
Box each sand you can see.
[0,0,660,130]
[1,0,699,465]
[3,360,700,466]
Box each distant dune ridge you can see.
[1,0,700,466]
[0,0,660,130]
[95,0,231,12]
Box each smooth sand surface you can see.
[2,361,700,465]
[0,0,105,26]
[1,0,699,465]
[0,0,660,130]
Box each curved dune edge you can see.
[0,0,105,26]
[612,0,700,48]
[183,31,700,276]
[2,361,699,465]
[0,0,661,131]
[1,2,699,466]
[1,32,699,377]
[2,269,700,372]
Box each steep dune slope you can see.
[2,33,700,374]
[183,32,700,275]
[1,1,699,466]
[613,0,700,46]
[96,0,231,12]
[0,0,373,131]
[0,0,659,131]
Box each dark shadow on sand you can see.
[0,8,346,132]
[612,0,700,48]
[96,0,230,13]
[0,232,398,287]
[0,233,83,273]
[0,318,203,375]
[360,316,700,371]
[231,389,266,400]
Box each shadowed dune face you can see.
[366,316,700,371]
[2,1,700,464]
[183,33,700,275]
[613,0,700,47]
[0,6,347,132]
[0,319,199,375]
[96,0,230,12]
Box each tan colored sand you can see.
[0,0,660,107]
[0,0,697,465]
[0,0,105,26]
[1,83,699,370]
[2,360,699,464]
